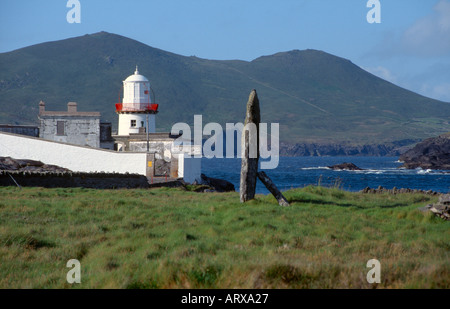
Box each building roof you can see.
[39,101,100,117]
[124,66,149,83]
[39,112,100,117]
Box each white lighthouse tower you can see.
[116,66,158,136]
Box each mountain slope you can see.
[1,31,449,145]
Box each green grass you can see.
[0,186,448,289]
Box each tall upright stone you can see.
[240,89,260,202]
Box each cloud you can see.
[363,63,450,102]
[371,0,450,58]
[363,66,398,84]
[419,82,450,103]
[400,0,450,56]
[362,2,450,102]
[407,62,450,102]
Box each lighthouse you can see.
[115,67,158,136]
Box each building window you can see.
[131,120,136,127]
[141,121,144,127]
[57,121,65,136]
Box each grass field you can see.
[0,185,448,289]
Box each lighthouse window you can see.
[131,120,136,127]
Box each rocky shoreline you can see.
[279,139,417,157]
[399,133,450,170]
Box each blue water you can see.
[202,157,450,194]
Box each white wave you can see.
[300,166,331,170]
[298,166,447,176]
[417,169,433,174]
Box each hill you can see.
[1,31,449,147]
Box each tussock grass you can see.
[0,185,448,289]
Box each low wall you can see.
[0,170,149,189]
[0,132,148,175]
[0,125,39,137]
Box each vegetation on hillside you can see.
[0,186,448,289]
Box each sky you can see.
[0,0,449,102]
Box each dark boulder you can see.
[419,194,450,221]
[0,157,70,173]
[327,162,363,171]
[201,174,235,192]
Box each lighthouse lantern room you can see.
[116,67,158,136]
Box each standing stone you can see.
[240,89,260,202]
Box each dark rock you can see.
[15,159,44,168]
[327,162,363,171]
[439,194,450,205]
[421,194,450,220]
[190,184,215,193]
[399,134,450,170]
[0,157,70,173]
[0,157,20,170]
[201,174,235,192]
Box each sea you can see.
[202,156,450,194]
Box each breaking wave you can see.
[299,166,445,175]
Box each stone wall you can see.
[0,170,149,189]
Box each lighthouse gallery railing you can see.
[115,103,159,112]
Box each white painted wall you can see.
[0,132,147,175]
[118,113,155,135]
[123,80,150,104]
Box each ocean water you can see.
[202,156,450,194]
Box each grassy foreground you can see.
[0,185,448,289]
